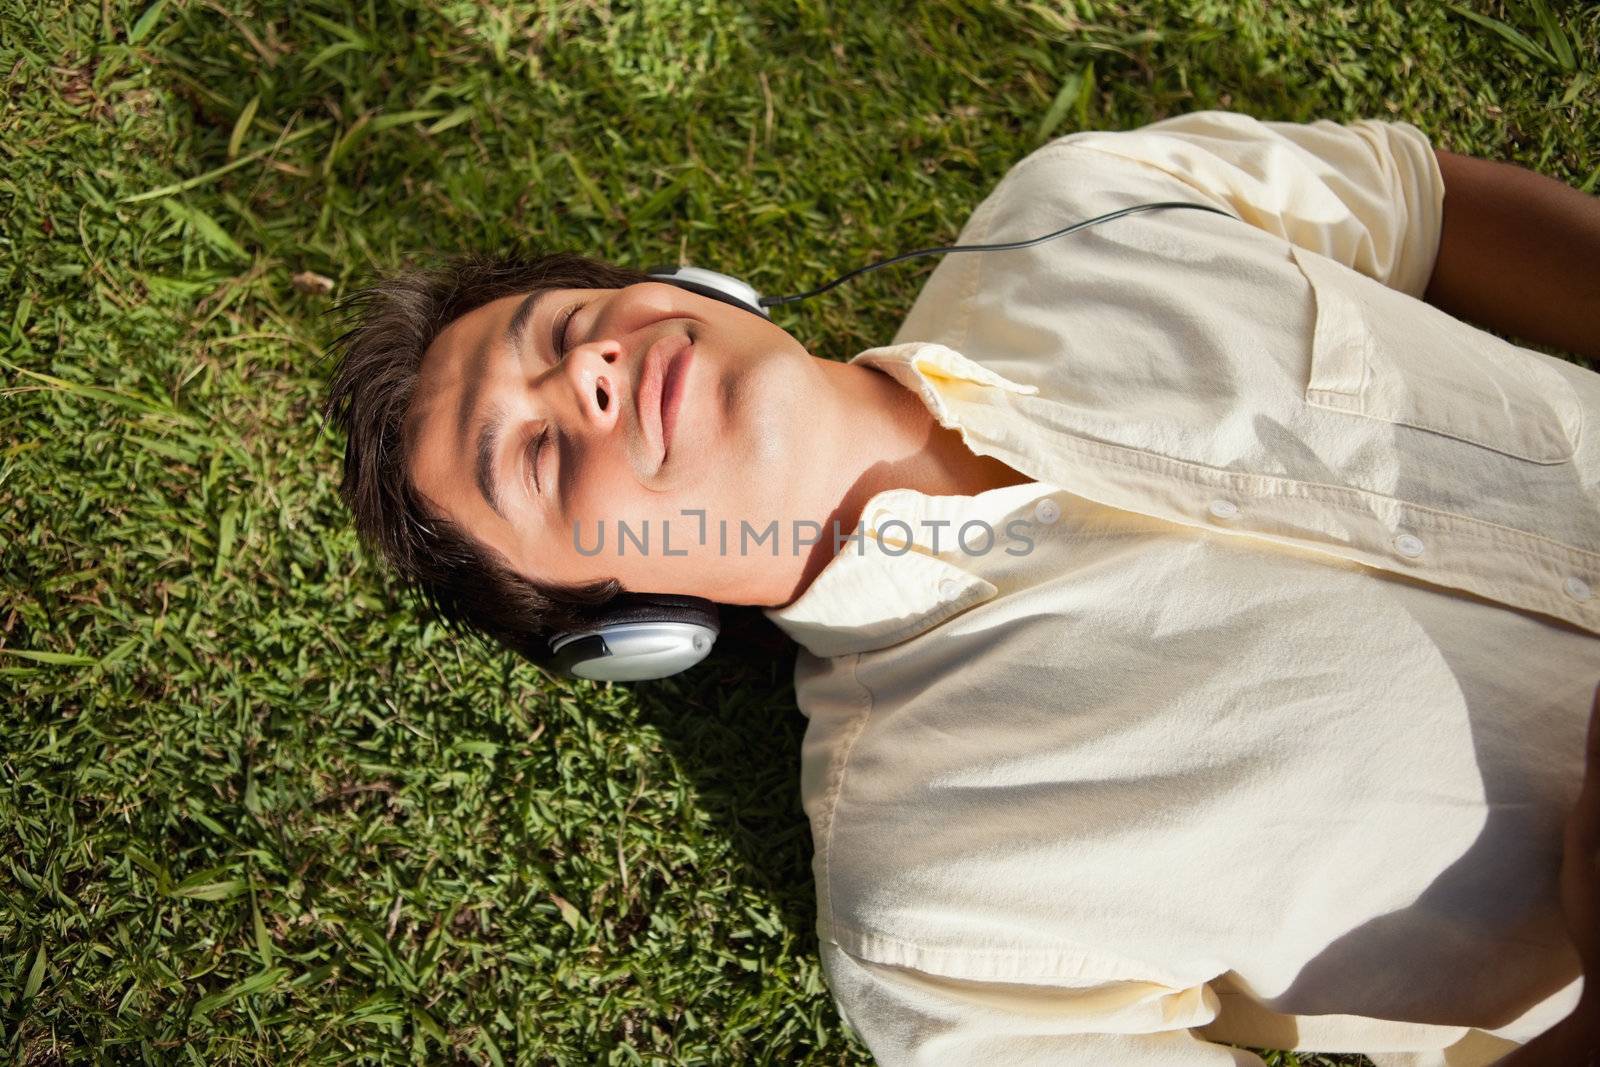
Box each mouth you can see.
[659,341,693,466]
[637,333,693,471]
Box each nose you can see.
[562,337,625,433]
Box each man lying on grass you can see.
[324,110,1600,1066]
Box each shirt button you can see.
[1207,499,1239,520]
[937,577,963,600]
[1392,533,1425,559]
[1565,576,1594,602]
[869,507,895,534]
[1034,499,1061,525]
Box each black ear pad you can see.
[560,592,721,636]
[545,593,722,655]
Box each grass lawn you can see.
[2,0,1596,1062]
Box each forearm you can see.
[1423,148,1600,361]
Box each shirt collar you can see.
[761,343,1051,659]
[848,341,1040,410]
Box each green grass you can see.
[2,0,1596,1062]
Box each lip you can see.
[636,333,691,470]
[659,342,693,464]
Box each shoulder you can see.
[984,110,1259,206]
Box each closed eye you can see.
[526,424,550,495]
[554,302,587,359]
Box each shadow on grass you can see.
[631,604,816,957]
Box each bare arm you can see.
[1424,148,1600,362]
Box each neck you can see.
[770,359,1030,606]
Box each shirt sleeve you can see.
[822,942,1268,1067]
[1052,109,1446,299]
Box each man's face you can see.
[405,281,824,604]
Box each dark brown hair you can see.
[322,250,797,672]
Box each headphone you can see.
[547,200,1238,682]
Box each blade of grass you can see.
[122,121,327,203]
[1447,4,1558,69]
[1527,0,1576,71]
[227,95,260,160]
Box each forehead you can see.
[406,291,532,450]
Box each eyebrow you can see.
[504,288,552,356]
[470,289,559,518]
[474,405,507,518]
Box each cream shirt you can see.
[761,110,1600,1067]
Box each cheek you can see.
[565,451,650,526]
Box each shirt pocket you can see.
[1290,242,1582,464]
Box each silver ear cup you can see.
[545,595,722,682]
[646,265,769,319]
[549,621,719,682]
